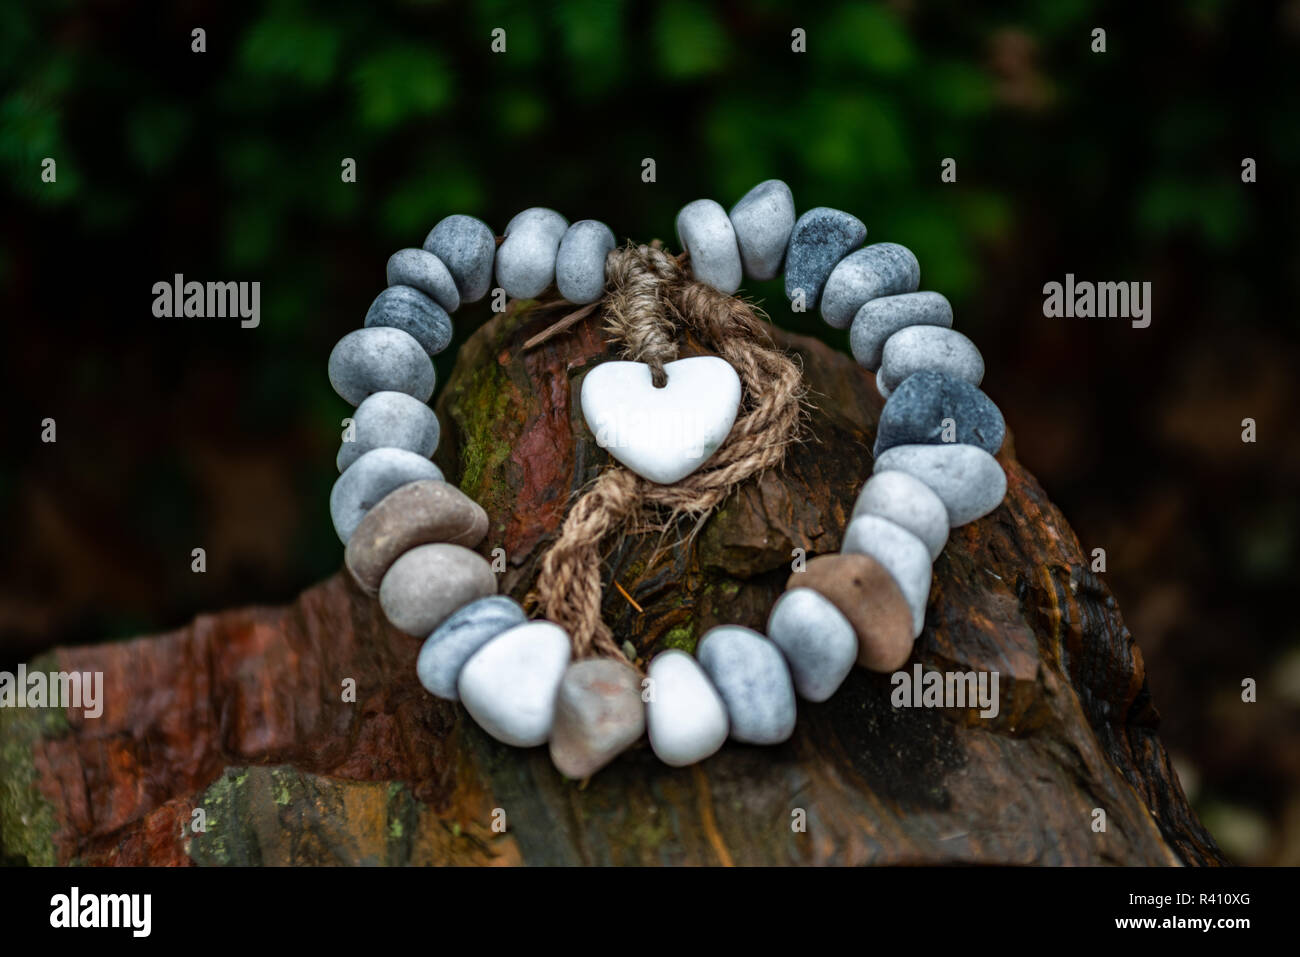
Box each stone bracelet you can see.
[324,179,1007,778]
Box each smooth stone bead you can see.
[675,199,742,294]
[549,659,646,779]
[783,207,866,309]
[874,444,1007,527]
[328,327,435,406]
[788,554,914,672]
[874,370,1005,458]
[336,390,440,473]
[849,291,953,371]
[841,514,932,638]
[364,285,453,357]
[385,248,460,312]
[496,207,568,299]
[378,542,496,637]
[581,355,741,484]
[344,479,489,593]
[459,621,571,747]
[766,589,857,701]
[820,243,921,330]
[878,325,984,397]
[423,214,496,304]
[555,220,616,304]
[416,596,527,700]
[728,179,795,281]
[645,650,728,767]
[697,626,796,745]
[329,447,445,544]
[852,470,949,561]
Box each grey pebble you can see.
[549,659,646,779]
[783,207,866,309]
[878,325,984,397]
[416,595,527,700]
[852,470,949,561]
[729,179,795,281]
[849,291,953,370]
[820,243,921,330]
[328,326,435,406]
[423,214,496,304]
[841,514,932,638]
[378,542,497,637]
[337,390,440,473]
[696,626,797,745]
[874,370,1005,458]
[555,220,616,304]
[874,443,1007,527]
[329,446,445,544]
[496,207,568,299]
[386,248,460,313]
[364,285,453,357]
[765,588,857,702]
[676,199,742,294]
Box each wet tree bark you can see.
[0,297,1224,866]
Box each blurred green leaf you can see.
[241,4,342,87]
[654,0,729,79]
[127,104,191,172]
[352,47,454,130]
[819,4,915,75]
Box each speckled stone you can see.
[841,514,932,638]
[820,243,921,330]
[416,596,527,700]
[697,626,797,745]
[645,650,728,767]
[385,248,460,312]
[676,199,742,294]
[849,291,953,371]
[336,390,439,473]
[458,621,571,747]
[878,325,984,398]
[344,479,489,593]
[788,554,914,672]
[364,285,453,357]
[548,659,646,779]
[378,542,496,637]
[783,208,867,309]
[328,327,435,406]
[423,214,496,304]
[852,470,949,561]
[874,444,1007,527]
[496,207,568,299]
[728,179,795,281]
[874,370,1005,458]
[555,219,616,304]
[766,588,858,701]
[329,447,445,544]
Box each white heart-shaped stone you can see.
[580,356,742,484]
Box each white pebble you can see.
[458,621,572,747]
[496,207,568,299]
[852,470,949,560]
[767,589,857,702]
[873,444,1007,527]
[878,325,984,396]
[675,199,742,294]
[728,179,795,281]
[645,650,728,767]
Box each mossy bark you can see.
[0,298,1223,865]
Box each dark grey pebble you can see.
[423,214,496,304]
[328,327,435,406]
[783,207,866,309]
[364,285,453,357]
[874,370,1005,457]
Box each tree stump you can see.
[0,297,1224,866]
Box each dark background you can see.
[1,0,1297,863]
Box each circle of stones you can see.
[325,179,1008,777]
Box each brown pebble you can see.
[345,479,489,594]
[787,554,914,672]
[549,659,645,779]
